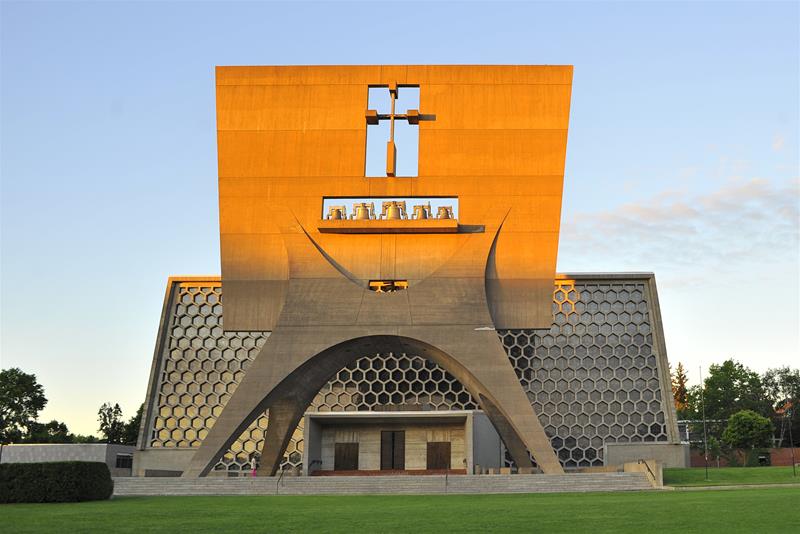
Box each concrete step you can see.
[113,473,654,496]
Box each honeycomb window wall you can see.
[143,277,674,472]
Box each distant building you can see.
[0,443,134,477]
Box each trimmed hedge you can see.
[0,461,114,503]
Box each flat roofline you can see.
[1,443,132,448]
[557,272,655,280]
[167,275,221,283]
[166,273,656,284]
[215,63,575,69]
[305,410,477,425]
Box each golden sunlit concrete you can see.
[175,66,573,477]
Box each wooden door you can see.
[426,442,451,470]
[393,431,405,469]
[380,431,405,470]
[334,443,359,471]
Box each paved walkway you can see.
[669,482,800,491]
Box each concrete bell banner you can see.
[133,66,682,481]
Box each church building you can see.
[133,65,683,477]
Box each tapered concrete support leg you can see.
[181,328,351,478]
[472,370,563,473]
[256,397,308,476]
[404,327,564,474]
[477,394,534,469]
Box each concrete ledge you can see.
[318,219,460,234]
[604,443,689,468]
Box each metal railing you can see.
[637,459,658,486]
[275,465,288,495]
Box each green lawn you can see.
[664,466,800,487]
[3,488,799,533]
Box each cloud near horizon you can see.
[558,177,800,285]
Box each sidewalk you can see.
[669,482,800,491]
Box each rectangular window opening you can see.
[322,197,457,221]
[369,280,408,293]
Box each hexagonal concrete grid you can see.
[146,279,669,472]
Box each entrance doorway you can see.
[426,442,451,470]
[334,443,359,471]
[380,431,405,470]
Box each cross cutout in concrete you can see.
[365,83,433,177]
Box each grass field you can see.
[664,466,800,486]
[3,487,799,533]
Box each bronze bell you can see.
[412,205,429,220]
[386,204,403,220]
[353,204,372,220]
[328,207,344,220]
[436,206,454,219]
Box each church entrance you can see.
[334,443,359,471]
[380,430,405,470]
[303,411,499,475]
[426,442,451,470]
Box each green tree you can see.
[722,410,773,465]
[671,362,689,417]
[24,420,73,443]
[690,359,772,421]
[72,433,101,443]
[97,403,125,444]
[762,366,800,447]
[706,436,724,468]
[0,368,48,443]
[122,404,143,445]
[762,367,800,406]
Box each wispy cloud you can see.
[773,133,786,152]
[559,177,800,282]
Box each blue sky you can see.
[1,1,797,435]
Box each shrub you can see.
[722,410,773,449]
[722,410,774,466]
[0,461,113,503]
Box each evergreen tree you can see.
[671,362,689,417]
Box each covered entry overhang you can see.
[302,410,503,475]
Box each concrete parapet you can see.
[604,442,689,468]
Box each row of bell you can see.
[328,203,454,221]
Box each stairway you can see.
[113,472,653,496]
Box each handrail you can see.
[275,465,287,495]
[637,459,657,483]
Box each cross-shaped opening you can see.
[365,85,421,177]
